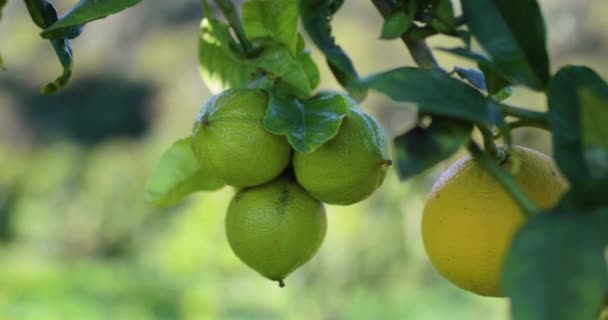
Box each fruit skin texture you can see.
[225,177,327,284]
[191,88,291,188]
[422,146,568,297]
[293,108,391,205]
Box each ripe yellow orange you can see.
[422,145,568,297]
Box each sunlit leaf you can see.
[198,18,257,94]
[42,0,141,38]
[145,137,224,207]
[242,0,299,56]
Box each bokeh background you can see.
[1,1,607,319]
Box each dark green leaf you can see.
[41,0,142,37]
[145,137,224,207]
[364,67,497,125]
[242,0,299,56]
[25,0,73,94]
[548,66,608,188]
[428,0,455,33]
[479,62,511,96]
[198,18,257,93]
[504,212,608,320]
[248,45,312,98]
[263,91,351,153]
[461,0,550,90]
[0,0,7,18]
[453,67,486,90]
[380,10,412,40]
[394,117,472,179]
[300,0,367,101]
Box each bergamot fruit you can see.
[422,145,568,297]
[191,89,291,188]
[293,108,391,205]
[225,176,327,287]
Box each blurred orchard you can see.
[0,0,606,319]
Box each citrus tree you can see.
[2,0,608,319]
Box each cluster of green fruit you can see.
[190,88,392,286]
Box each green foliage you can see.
[394,117,472,180]
[24,0,73,94]
[364,67,497,125]
[247,44,313,98]
[380,10,412,40]
[299,0,367,101]
[461,0,549,90]
[503,210,608,320]
[263,91,352,153]
[548,66,608,203]
[242,0,299,56]
[145,137,224,207]
[198,17,257,92]
[41,0,142,38]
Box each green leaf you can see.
[461,0,550,90]
[438,47,513,98]
[248,45,312,98]
[428,0,455,33]
[263,90,351,153]
[380,10,412,40]
[41,0,141,38]
[198,18,257,93]
[300,0,367,101]
[145,137,224,207]
[296,50,320,90]
[364,67,497,125]
[479,62,511,97]
[503,211,608,320]
[548,66,608,189]
[242,0,299,56]
[394,117,472,179]
[24,0,74,94]
[0,54,4,71]
[453,67,486,90]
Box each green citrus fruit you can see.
[293,108,391,205]
[422,145,568,297]
[191,89,292,188]
[226,177,327,286]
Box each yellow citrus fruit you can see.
[191,89,291,188]
[293,108,391,205]
[422,145,568,297]
[226,177,327,286]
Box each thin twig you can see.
[495,102,549,128]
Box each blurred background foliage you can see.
[0,0,606,319]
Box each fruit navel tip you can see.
[385,159,393,166]
[278,280,285,288]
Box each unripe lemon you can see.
[191,89,291,188]
[293,108,391,205]
[226,177,327,286]
[422,145,568,297]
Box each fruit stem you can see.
[467,141,540,217]
[370,0,446,72]
[215,0,255,55]
[494,102,549,129]
[477,124,501,161]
